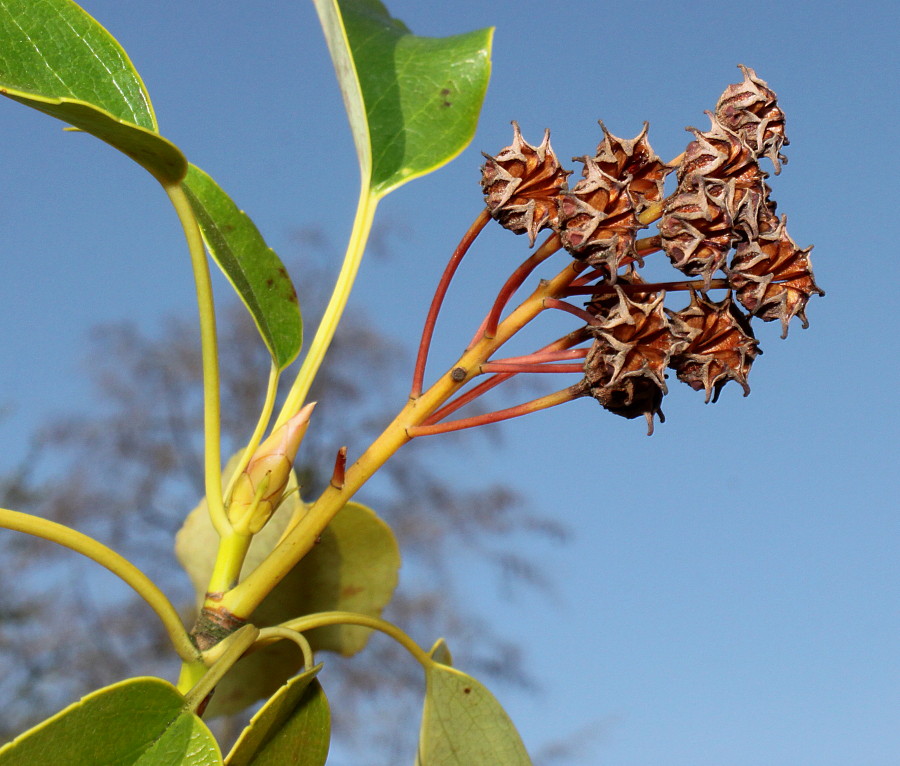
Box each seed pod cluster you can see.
[479,66,821,431]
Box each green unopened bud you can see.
[228,403,315,535]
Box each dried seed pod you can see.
[557,170,637,276]
[668,292,760,402]
[677,116,754,185]
[481,121,571,245]
[732,174,779,242]
[583,279,692,432]
[728,216,824,337]
[559,124,670,276]
[658,178,735,285]
[592,121,671,213]
[715,64,788,173]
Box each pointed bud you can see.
[228,402,315,535]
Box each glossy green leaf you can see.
[225,666,330,766]
[182,164,302,369]
[0,0,187,183]
[313,0,493,198]
[176,475,400,716]
[0,677,221,766]
[415,661,532,766]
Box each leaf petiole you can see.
[283,611,432,669]
[275,187,378,428]
[164,182,229,538]
[0,508,198,662]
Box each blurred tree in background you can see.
[0,233,567,762]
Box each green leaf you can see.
[182,164,302,369]
[427,638,453,667]
[225,666,330,766]
[0,0,187,183]
[415,660,532,766]
[0,677,222,766]
[176,475,400,716]
[253,500,401,656]
[313,0,493,198]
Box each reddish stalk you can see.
[571,267,608,287]
[424,327,591,426]
[544,298,599,325]
[408,386,582,437]
[423,371,514,426]
[561,277,729,297]
[481,362,585,374]
[490,348,587,365]
[470,232,565,347]
[410,209,491,398]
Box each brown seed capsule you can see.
[668,292,760,402]
[728,216,824,337]
[659,178,735,285]
[591,121,671,213]
[583,277,692,432]
[481,122,571,246]
[731,174,779,242]
[558,165,637,276]
[559,124,670,277]
[677,116,755,185]
[715,65,788,173]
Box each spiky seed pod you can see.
[678,116,775,227]
[732,175,779,242]
[658,178,735,284]
[583,279,693,432]
[480,121,571,246]
[591,121,671,213]
[558,163,637,277]
[558,124,670,277]
[677,116,755,185]
[728,216,824,337]
[715,64,788,173]
[668,292,760,402]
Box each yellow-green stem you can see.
[206,364,282,594]
[206,531,253,595]
[164,183,228,538]
[219,259,584,619]
[182,624,260,712]
[0,508,198,662]
[256,626,315,671]
[275,188,378,429]
[283,611,432,668]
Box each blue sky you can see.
[1,1,898,764]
